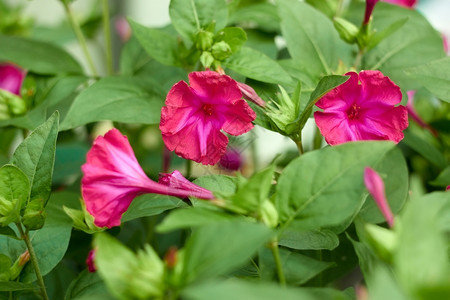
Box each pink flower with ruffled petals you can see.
[160,71,256,165]
[314,70,408,146]
[158,170,214,199]
[82,128,215,228]
[383,0,417,8]
[364,167,394,227]
[0,63,26,96]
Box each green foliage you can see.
[0,165,29,226]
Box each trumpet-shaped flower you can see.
[158,170,214,199]
[383,0,417,8]
[0,63,26,96]
[82,128,214,228]
[364,167,394,227]
[160,71,256,165]
[364,0,380,25]
[314,70,408,146]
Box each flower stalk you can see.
[102,0,113,75]
[269,239,286,286]
[16,223,49,300]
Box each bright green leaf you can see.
[11,111,59,204]
[279,228,339,250]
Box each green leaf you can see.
[122,194,188,223]
[404,57,450,102]
[182,279,352,300]
[276,141,395,231]
[366,265,408,300]
[60,76,165,130]
[394,192,450,292]
[297,75,349,130]
[214,27,247,53]
[402,130,447,168]
[0,281,36,292]
[228,3,280,33]
[157,207,236,233]
[430,166,450,187]
[65,270,111,300]
[224,46,293,85]
[11,111,59,204]
[169,0,228,40]
[362,3,445,90]
[128,20,181,67]
[0,35,82,75]
[358,147,408,223]
[279,228,339,250]
[0,190,72,282]
[0,164,30,209]
[0,226,18,239]
[181,222,273,285]
[193,175,237,198]
[260,247,333,285]
[367,17,408,51]
[277,0,354,76]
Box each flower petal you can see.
[188,71,242,104]
[222,99,256,136]
[359,70,402,107]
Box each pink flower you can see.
[382,0,417,8]
[364,167,394,227]
[86,249,97,273]
[406,90,437,136]
[314,70,408,146]
[0,63,26,96]
[82,128,214,228]
[364,0,380,25]
[158,170,214,199]
[160,71,256,165]
[218,148,242,171]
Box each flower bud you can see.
[219,148,242,171]
[9,250,30,280]
[259,200,279,228]
[164,246,178,269]
[22,197,46,230]
[200,51,215,69]
[0,196,19,226]
[211,41,232,61]
[0,89,27,120]
[195,30,214,51]
[333,17,359,44]
[86,248,97,273]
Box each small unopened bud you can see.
[22,197,46,230]
[19,250,30,267]
[0,197,19,226]
[260,200,279,228]
[211,41,232,61]
[200,51,215,69]
[9,250,30,280]
[219,148,242,171]
[333,17,359,44]
[195,30,214,51]
[164,247,178,269]
[86,248,97,273]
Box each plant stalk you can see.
[102,0,113,75]
[269,240,286,286]
[16,223,49,300]
[62,0,98,76]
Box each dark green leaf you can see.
[169,0,228,39]
[228,3,280,33]
[60,76,165,130]
[215,27,247,53]
[224,46,292,84]
[0,226,18,239]
[260,247,333,285]
[402,130,447,168]
[277,0,354,76]
[276,142,395,231]
[279,228,339,250]
[0,35,82,75]
[11,111,59,203]
[0,164,30,210]
[404,57,450,103]
[65,270,111,300]
[181,222,273,285]
[128,20,181,67]
[430,166,450,187]
[0,281,36,292]
[122,194,188,223]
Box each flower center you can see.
[347,104,361,120]
[202,103,214,116]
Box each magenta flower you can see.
[364,167,394,227]
[314,70,408,146]
[364,0,380,25]
[406,90,437,136]
[382,0,417,8]
[218,148,242,171]
[82,128,215,228]
[86,249,97,273]
[160,71,256,165]
[0,63,26,96]
[158,170,214,199]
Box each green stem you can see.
[102,0,113,75]
[15,223,49,300]
[62,0,98,76]
[353,48,364,71]
[185,159,192,179]
[293,136,304,155]
[269,240,286,286]
[335,0,345,18]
